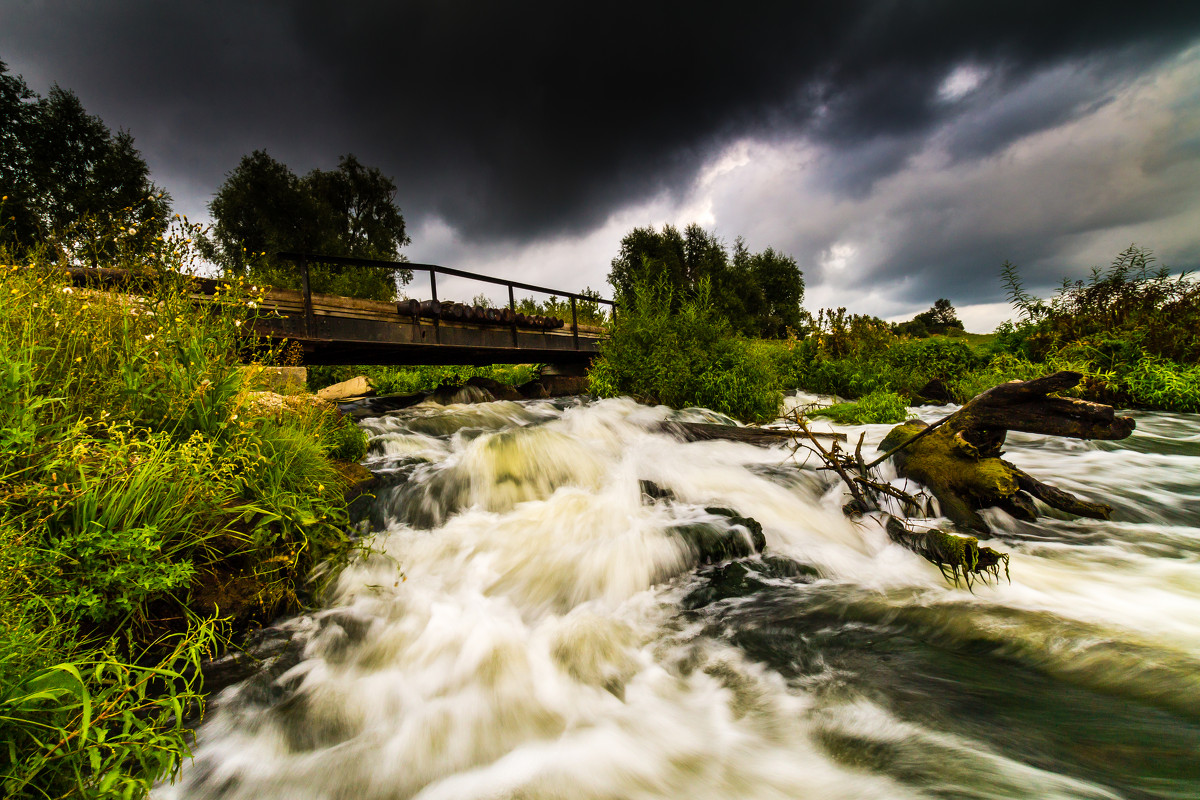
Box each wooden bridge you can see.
[250,253,611,366]
[65,253,613,367]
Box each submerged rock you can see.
[669,507,768,566]
[683,555,820,610]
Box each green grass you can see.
[0,211,365,797]
[807,390,911,425]
[308,363,538,396]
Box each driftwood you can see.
[659,421,846,445]
[787,412,1010,588]
[880,371,1134,533]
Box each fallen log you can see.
[659,421,846,445]
[879,371,1134,533]
[786,410,1010,587]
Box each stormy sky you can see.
[4,1,1200,329]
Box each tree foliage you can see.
[203,150,411,301]
[997,245,1200,366]
[0,61,170,257]
[893,298,964,338]
[608,224,804,338]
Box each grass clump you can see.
[0,211,364,797]
[807,390,910,425]
[588,278,782,423]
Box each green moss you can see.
[885,517,1009,588]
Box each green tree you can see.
[607,224,804,338]
[0,62,170,257]
[0,61,39,246]
[731,239,805,337]
[203,151,411,300]
[896,298,964,337]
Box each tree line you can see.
[3,61,818,337]
[0,61,170,259]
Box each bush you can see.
[1002,245,1200,365]
[588,278,782,422]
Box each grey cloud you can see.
[4,1,1200,249]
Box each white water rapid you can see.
[162,394,1200,800]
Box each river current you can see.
[163,393,1200,800]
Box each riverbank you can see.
[0,251,371,796]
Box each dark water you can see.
[162,394,1200,800]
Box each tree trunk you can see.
[660,421,846,445]
[880,371,1134,532]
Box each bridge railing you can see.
[277,252,615,350]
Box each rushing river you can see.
[163,393,1200,800]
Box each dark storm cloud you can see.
[3,0,1199,246]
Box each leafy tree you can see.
[894,297,964,338]
[608,224,804,338]
[731,239,805,338]
[203,151,411,301]
[0,61,169,257]
[589,277,782,422]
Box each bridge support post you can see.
[571,296,578,350]
[429,268,440,344]
[300,254,315,339]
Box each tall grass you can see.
[308,363,538,396]
[0,208,364,797]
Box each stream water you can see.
[163,393,1200,800]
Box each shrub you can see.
[588,278,782,422]
[1002,245,1200,365]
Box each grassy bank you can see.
[588,247,1200,424]
[0,223,366,797]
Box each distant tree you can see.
[0,61,170,257]
[203,151,411,300]
[895,298,964,337]
[928,298,962,328]
[608,224,804,338]
[0,61,39,246]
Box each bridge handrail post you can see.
[509,285,518,348]
[429,268,440,344]
[300,254,315,338]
